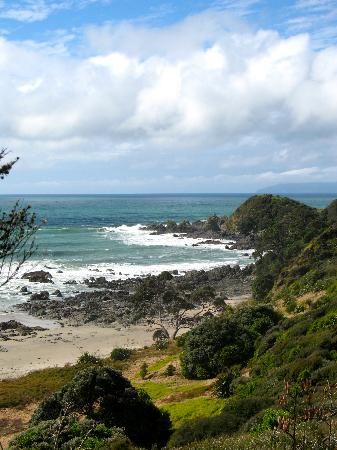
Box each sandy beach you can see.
[0,322,155,379]
[0,294,250,380]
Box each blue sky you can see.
[0,0,337,193]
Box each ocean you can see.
[0,193,335,313]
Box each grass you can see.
[0,365,78,408]
[136,380,209,402]
[148,354,179,373]
[162,396,226,428]
[0,340,218,440]
[135,381,174,400]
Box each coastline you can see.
[0,217,254,380]
[0,292,251,380]
[0,323,155,380]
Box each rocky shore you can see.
[14,265,253,327]
[143,215,255,250]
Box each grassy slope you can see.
[0,342,224,444]
[172,201,337,449]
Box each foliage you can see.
[213,365,241,398]
[9,419,135,450]
[139,362,148,379]
[110,348,132,361]
[181,304,280,379]
[0,149,37,286]
[132,275,215,339]
[77,352,102,366]
[169,397,272,447]
[30,366,171,448]
[164,364,177,377]
[181,315,252,379]
[230,195,326,301]
[155,338,169,350]
[325,199,337,224]
[274,222,337,309]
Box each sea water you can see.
[0,193,335,312]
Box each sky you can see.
[0,0,337,193]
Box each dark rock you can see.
[22,270,54,284]
[0,320,46,340]
[52,290,63,297]
[30,291,50,301]
[16,263,253,327]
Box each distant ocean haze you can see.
[0,193,334,312]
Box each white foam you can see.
[0,223,254,314]
[103,224,237,251]
[0,256,250,313]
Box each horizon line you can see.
[0,192,336,196]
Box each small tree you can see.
[132,276,215,340]
[0,149,37,447]
[0,149,37,286]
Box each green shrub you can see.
[176,332,189,348]
[139,362,148,379]
[168,413,241,447]
[213,366,241,398]
[77,352,101,366]
[164,364,176,377]
[110,348,132,361]
[8,419,136,449]
[155,339,169,350]
[310,311,337,333]
[30,366,171,449]
[181,316,253,379]
[247,408,289,433]
[181,305,280,379]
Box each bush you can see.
[168,412,241,447]
[110,347,132,361]
[181,316,255,379]
[213,366,241,398]
[139,362,148,379]
[222,397,273,422]
[30,366,171,449]
[155,339,169,350]
[244,408,289,433]
[181,305,280,379]
[77,352,101,366]
[9,419,135,450]
[164,364,176,377]
[176,332,189,348]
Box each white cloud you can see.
[0,0,70,22]
[0,11,337,191]
[0,0,110,23]
[213,0,262,17]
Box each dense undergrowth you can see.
[1,194,337,449]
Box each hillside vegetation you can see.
[1,195,337,450]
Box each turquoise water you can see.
[0,193,335,311]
